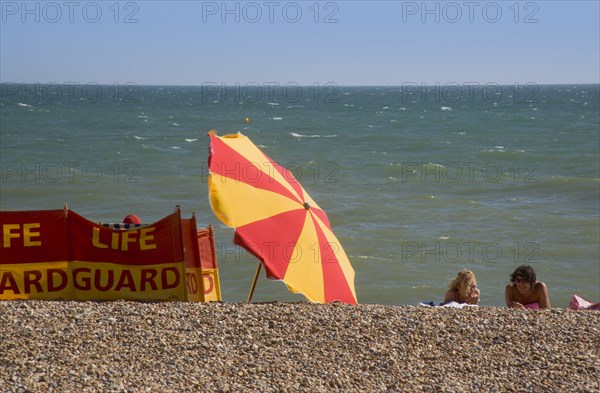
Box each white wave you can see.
[287,105,304,109]
[267,102,279,106]
[495,146,504,149]
[185,138,197,142]
[17,103,33,108]
[133,135,148,140]
[438,236,450,240]
[137,115,148,118]
[290,132,337,138]
[172,122,180,126]
[271,117,283,120]
[382,106,390,110]
[171,146,181,150]
[399,107,406,110]
[425,162,446,169]
[351,255,393,262]
[441,106,452,111]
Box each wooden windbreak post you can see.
[247,263,262,303]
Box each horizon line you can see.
[1,82,599,87]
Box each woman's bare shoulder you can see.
[444,289,458,301]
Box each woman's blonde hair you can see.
[448,270,477,299]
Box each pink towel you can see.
[569,294,600,310]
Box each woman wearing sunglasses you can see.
[505,265,551,309]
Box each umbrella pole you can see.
[247,263,262,303]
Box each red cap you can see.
[122,214,141,224]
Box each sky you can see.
[1,0,599,86]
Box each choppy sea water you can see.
[1,84,598,307]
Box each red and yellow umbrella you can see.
[207,131,357,304]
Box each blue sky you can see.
[1,1,599,85]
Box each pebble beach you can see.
[1,301,598,392]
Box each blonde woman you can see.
[444,270,480,305]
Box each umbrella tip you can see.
[303,202,311,210]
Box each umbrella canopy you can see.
[207,131,357,304]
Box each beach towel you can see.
[419,301,477,309]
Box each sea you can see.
[1,83,599,307]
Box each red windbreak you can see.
[69,211,183,265]
[0,210,68,264]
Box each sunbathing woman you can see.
[505,265,550,309]
[444,270,480,305]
